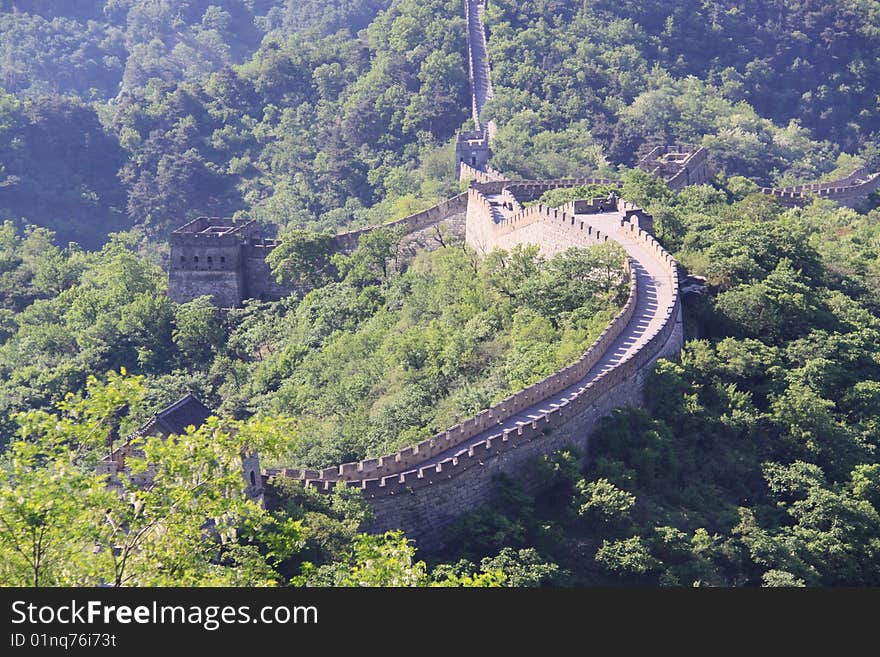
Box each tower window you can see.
[207,256,213,269]
[220,256,226,264]
[194,256,199,264]
[250,471,256,487]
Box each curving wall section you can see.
[759,167,880,209]
[265,1,684,549]
[268,179,683,549]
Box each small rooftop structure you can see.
[98,393,263,500]
[455,128,492,179]
[172,216,260,239]
[129,393,213,441]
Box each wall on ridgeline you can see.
[169,194,469,307]
[331,193,468,260]
[459,160,506,183]
[759,168,880,209]
[638,145,710,191]
[472,177,622,200]
[270,183,684,550]
[273,256,637,486]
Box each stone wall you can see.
[242,241,293,301]
[759,168,880,209]
[269,261,638,484]
[332,193,468,257]
[169,194,469,307]
[169,231,245,308]
[474,177,622,200]
[465,192,625,256]
[464,0,493,130]
[168,268,243,308]
[270,185,684,551]
[459,160,506,183]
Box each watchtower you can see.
[168,216,261,307]
[638,145,710,190]
[455,128,492,179]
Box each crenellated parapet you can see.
[459,159,507,183]
[168,194,470,307]
[331,193,468,252]
[266,259,639,487]
[638,145,710,190]
[271,179,683,549]
[759,167,880,209]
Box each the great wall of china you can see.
[167,0,880,549]
[759,166,880,207]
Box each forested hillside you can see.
[482,0,880,182]
[1,0,464,245]
[6,1,880,247]
[1,0,880,587]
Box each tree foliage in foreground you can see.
[0,371,502,587]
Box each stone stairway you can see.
[410,211,676,471]
[466,0,494,129]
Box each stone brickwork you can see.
[455,130,493,180]
[759,167,880,209]
[464,0,493,130]
[638,145,711,190]
[168,194,469,307]
[179,0,879,551]
[458,158,507,183]
[269,178,684,550]
[168,217,260,308]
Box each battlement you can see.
[759,167,880,209]
[480,177,622,201]
[172,216,261,243]
[270,184,683,548]
[185,0,690,549]
[456,129,492,180]
[169,195,470,307]
[459,160,507,183]
[274,259,639,487]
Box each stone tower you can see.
[168,216,261,308]
[455,129,492,179]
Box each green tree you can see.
[173,296,225,366]
[575,478,636,527]
[296,531,505,587]
[333,226,404,286]
[594,536,658,577]
[0,371,305,586]
[266,228,336,288]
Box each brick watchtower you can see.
[455,128,492,179]
[168,216,260,308]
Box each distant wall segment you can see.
[759,167,880,209]
[168,194,469,307]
